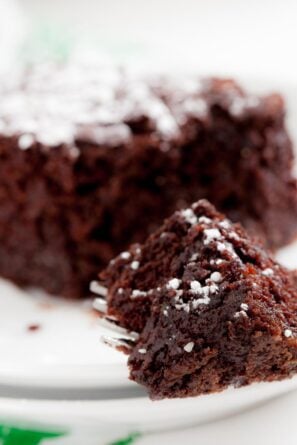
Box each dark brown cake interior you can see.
[99,200,297,399]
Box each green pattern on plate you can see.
[110,432,141,445]
[0,423,65,445]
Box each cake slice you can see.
[0,57,296,298]
[95,200,297,399]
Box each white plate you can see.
[0,378,296,444]
[0,280,133,389]
[0,76,297,392]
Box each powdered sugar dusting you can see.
[210,258,224,265]
[138,348,147,354]
[190,280,202,294]
[0,60,139,148]
[230,95,260,117]
[198,216,212,224]
[131,289,147,299]
[216,241,238,259]
[184,342,194,353]
[131,261,140,270]
[0,57,211,151]
[234,302,249,318]
[167,278,181,290]
[210,271,223,283]
[175,292,190,313]
[0,62,265,152]
[234,310,248,319]
[202,226,238,260]
[188,279,219,307]
[284,329,293,338]
[219,220,231,229]
[18,133,34,150]
[189,253,198,262]
[120,252,131,260]
[262,268,274,277]
[204,228,221,245]
[180,208,198,225]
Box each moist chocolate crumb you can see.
[99,199,297,399]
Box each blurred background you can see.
[1,0,297,80]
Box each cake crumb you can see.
[38,301,54,310]
[27,323,41,332]
[284,329,293,338]
[138,348,147,354]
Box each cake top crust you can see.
[0,57,283,152]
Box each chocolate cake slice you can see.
[96,200,297,399]
[0,57,296,298]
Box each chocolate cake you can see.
[0,58,296,298]
[96,200,297,399]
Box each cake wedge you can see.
[94,200,297,399]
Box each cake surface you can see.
[0,57,296,298]
[98,200,297,399]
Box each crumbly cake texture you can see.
[0,58,297,298]
[99,200,297,399]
